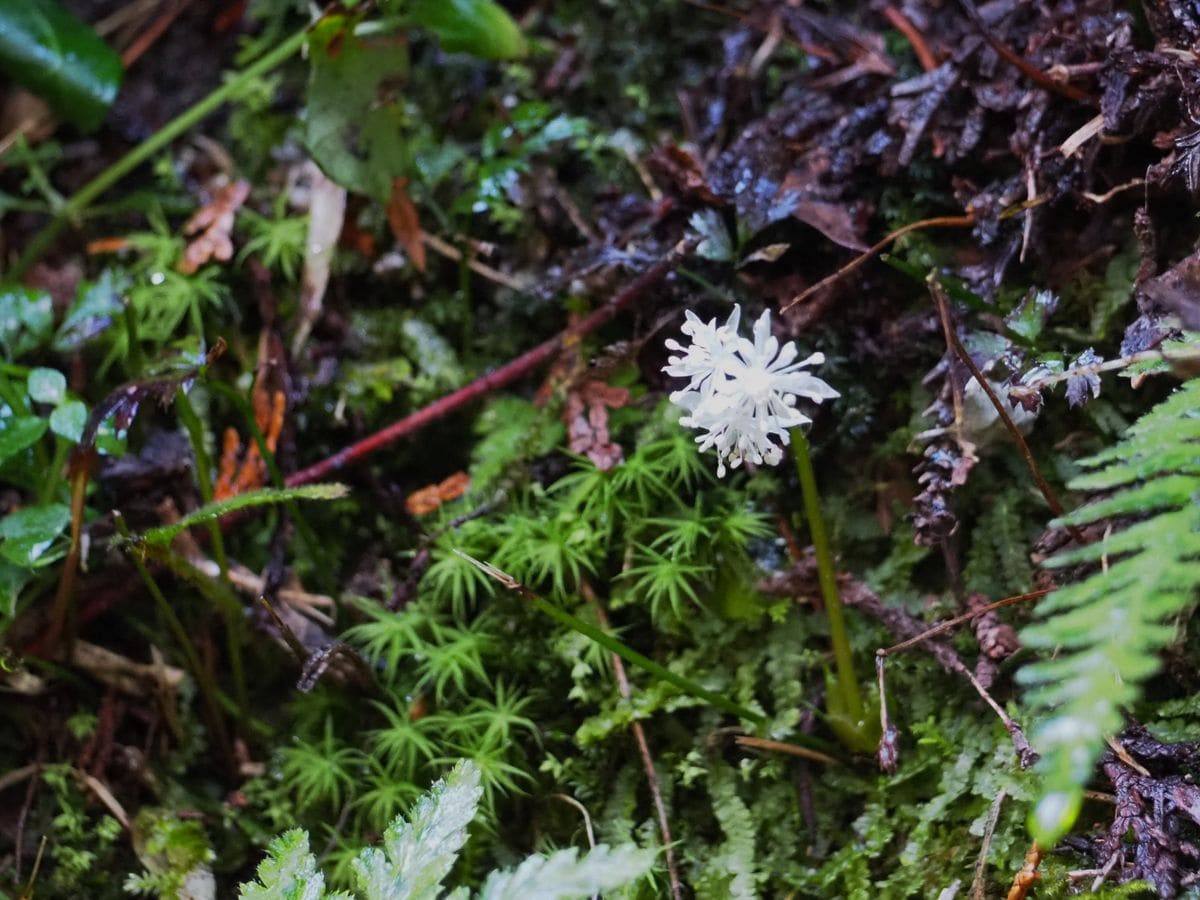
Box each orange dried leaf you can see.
[405,471,470,516]
[86,236,130,255]
[214,428,242,501]
[179,179,250,275]
[434,471,470,502]
[405,485,443,517]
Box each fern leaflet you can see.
[1018,377,1200,843]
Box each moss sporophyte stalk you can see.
[663,305,877,751]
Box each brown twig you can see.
[956,0,1093,105]
[878,588,1050,657]
[881,5,937,71]
[972,789,1007,900]
[422,231,531,292]
[593,600,684,900]
[928,275,1085,544]
[286,247,687,486]
[782,214,974,312]
[121,0,192,67]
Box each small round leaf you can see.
[27,367,66,405]
[50,400,86,443]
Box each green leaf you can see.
[49,400,86,443]
[478,844,655,899]
[238,828,334,900]
[352,759,482,900]
[0,416,48,466]
[139,484,349,546]
[0,503,71,568]
[304,13,410,201]
[54,270,125,352]
[1018,378,1200,845]
[27,367,66,405]
[0,1,123,131]
[0,559,33,618]
[690,210,735,262]
[409,0,527,60]
[0,288,53,359]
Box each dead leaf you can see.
[565,380,630,470]
[387,176,426,271]
[294,161,347,355]
[406,471,471,516]
[179,179,250,274]
[787,197,870,251]
[645,144,723,205]
[740,242,790,266]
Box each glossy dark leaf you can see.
[0,416,47,466]
[0,503,70,568]
[0,1,123,131]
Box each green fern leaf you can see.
[238,828,351,900]
[477,844,655,900]
[351,759,482,900]
[1018,377,1200,844]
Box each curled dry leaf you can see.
[405,471,471,516]
[294,162,348,355]
[179,179,250,275]
[565,379,630,471]
[387,175,426,271]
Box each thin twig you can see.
[782,214,974,312]
[422,231,531,292]
[550,794,597,850]
[956,0,1093,104]
[928,275,1086,544]
[733,735,837,766]
[594,601,684,900]
[878,588,1050,657]
[972,789,1007,900]
[881,5,937,71]
[121,0,192,67]
[287,247,688,486]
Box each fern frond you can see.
[351,759,481,900]
[477,844,655,899]
[238,828,352,900]
[1018,377,1200,844]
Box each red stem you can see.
[286,252,682,486]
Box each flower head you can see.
[663,305,838,476]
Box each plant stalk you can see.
[790,426,873,750]
[7,26,309,281]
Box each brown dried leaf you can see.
[645,144,723,205]
[387,176,427,271]
[565,379,630,471]
[405,471,471,516]
[179,180,250,274]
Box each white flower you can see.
[663,305,839,476]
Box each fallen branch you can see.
[287,246,688,486]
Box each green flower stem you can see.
[115,512,234,770]
[7,26,309,281]
[452,549,834,737]
[175,387,249,719]
[530,594,766,724]
[790,426,873,750]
